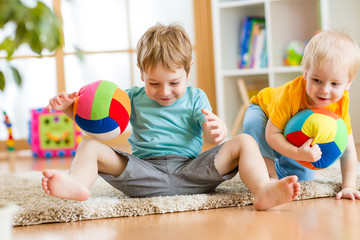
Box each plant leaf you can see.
[10,66,22,86]
[75,46,84,62]
[0,71,5,91]
[0,37,17,59]
[0,1,15,28]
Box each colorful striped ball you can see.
[284,108,348,170]
[73,80,131,140]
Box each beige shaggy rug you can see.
[0,162,359,226]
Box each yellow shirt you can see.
[250,76,352,134]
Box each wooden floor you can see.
[11,198,360,240]
[1,145,360,240]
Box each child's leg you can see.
[41,139,128,201]
[214,134,300,210]
[243,104,278,180]
[264,157,279,180]
[276,154,316,181]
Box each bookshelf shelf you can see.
[211,0,360,141]
[272,66,302,74]
[223,68,269,77]
[218,0,265,9]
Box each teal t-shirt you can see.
[126,86,212,158]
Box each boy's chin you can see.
[158,102,175,106]
[308,98,331,108]
[310,103,329,108]
[155,99,175,106]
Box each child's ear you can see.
[186,61,194,80]
[137,64,144,81]
[346,80,352,90]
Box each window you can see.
[0,0,201,142]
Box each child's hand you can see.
[47,91,78,112]
[336,187,360,200]
[202,109,227,144]
[297,138,322,162]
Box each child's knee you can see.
[77,139,103,152]
[224,134,256,155]
[232,133,256,146]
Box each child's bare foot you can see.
[41,169,90,201]
[253,175,300,210]
[269,177,279,182]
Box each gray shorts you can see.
[99,144,237,197]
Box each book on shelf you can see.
[238,16,267,69]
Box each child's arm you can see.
[47,91,78,120]
[336,134,360,200]
[201,109,227,144]
[265,120,322,162]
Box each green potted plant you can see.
[0,0,63,91]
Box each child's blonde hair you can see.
[137,23,192,75]
[302,31,360,81]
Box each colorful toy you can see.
[284,108,348,170]
[29,108,82,158]
[73,80,131,140]
[3,111,17,172]
[284,40,305,66]
[3,111,15,151]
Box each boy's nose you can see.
[160,85,170,96]
[320,84,331,94]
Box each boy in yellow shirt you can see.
[244,31,360,200]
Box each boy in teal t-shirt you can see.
[42,23,300,210]
[126,85,211,159]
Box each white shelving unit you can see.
[212,0,360,143]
